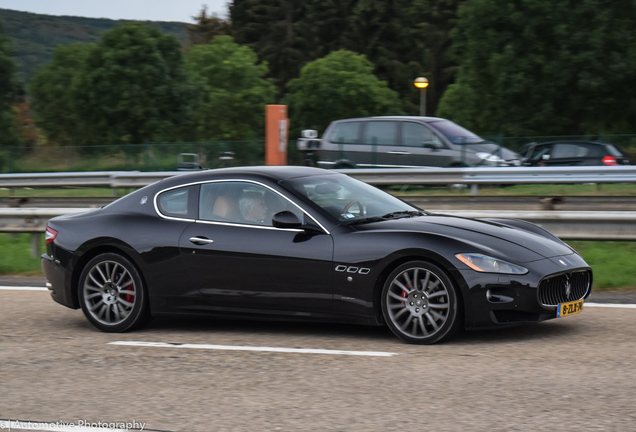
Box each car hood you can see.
[352,214,573,263]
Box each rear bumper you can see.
[41,253,77,309]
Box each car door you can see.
[179,180,334,315]
[321,121,371,168]
[547,143,592,166]
[400,121,456,167]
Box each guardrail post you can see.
[470,184,479,195]
[30,233,40,259]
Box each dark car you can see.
[298,116,521,169]
[519,141,629,166]
[42,166,591,344]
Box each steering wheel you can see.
[342,200,365,217]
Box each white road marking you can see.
[0,286,48,291]
[109,340,398,357]
[585,302,636,309]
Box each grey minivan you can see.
[299,116,521,168]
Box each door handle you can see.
[387,151,411,155]
[189,237,214,245]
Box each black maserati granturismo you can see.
[42,166,591,344]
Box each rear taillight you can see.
[45,226,58,244]
[602,156,618,166]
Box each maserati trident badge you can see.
[564,274,572,299]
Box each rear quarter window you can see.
[156,185,198,219]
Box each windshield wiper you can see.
[381,210,429,219]
[347,210,429,225]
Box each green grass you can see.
[2,233,633,291]
[0,233,46,276]
[568,241,636,291]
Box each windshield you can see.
[281,174,419,223]
[428,120,486,144]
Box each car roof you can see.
[332,116,447,123]
[527,141,609,147]
[159,166,339,188]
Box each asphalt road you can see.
[1,286,636,432]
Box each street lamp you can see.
[414,77,429,116]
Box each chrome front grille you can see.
[538,270,592,306]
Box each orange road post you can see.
[265,105,289,165]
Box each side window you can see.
[552,143,588,158]
[157,186,197,219]
[199,182,303,226]
[529,145,551,161]
[328,122,361,144]
[402,122,443,148]
[363,121,398,145]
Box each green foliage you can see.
[184,36,276,141]
[30,23,196,147]
[285,50,402,136]
[76,23,195,146]
[187,6,231,45]
[0,18,23,147]
[0,8,188,82]
[438,0,636,136]
[229,0,461,115]
[229,0,307,93]
[30,44,92,146]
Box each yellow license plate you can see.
[557,300,584,317]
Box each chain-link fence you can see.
[0,134,633,173]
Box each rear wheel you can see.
[381,261,461,344]
[78,253,150,332]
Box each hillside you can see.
[0,8,189,83]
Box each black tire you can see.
[78,253,151,332]
[381,260,461,344]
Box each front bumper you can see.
[41,253,77,309]
[460,254,592,330]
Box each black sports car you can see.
[42,166,592,344]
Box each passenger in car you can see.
[211,195,240,221]
[239,192,268,224]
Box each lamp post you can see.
[414,77,429,116]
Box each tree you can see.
[437,0,636,136]
[402,0,460,115]
[30,44,92,146]
[0,19,24,147]
[230,0,307,93]
[184,36,276,140]
[75,23,195,146]
[285,50,402,136]
[186,6,232,46]
[229,0,461,115]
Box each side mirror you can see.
[423,141,440,150]
[272,211,302,229]
[301,129,318,138]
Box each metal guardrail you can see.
[2,166,635,257]
[339,166,636,194]
[5,207,635,258]
[1,166,636,191]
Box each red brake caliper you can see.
[124,283,134,304]
[400,283,409,303]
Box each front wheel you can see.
[381,261,461,344]
[78,253,151,332]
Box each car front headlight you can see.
[476,152,505,163]
[455,253,528,274]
